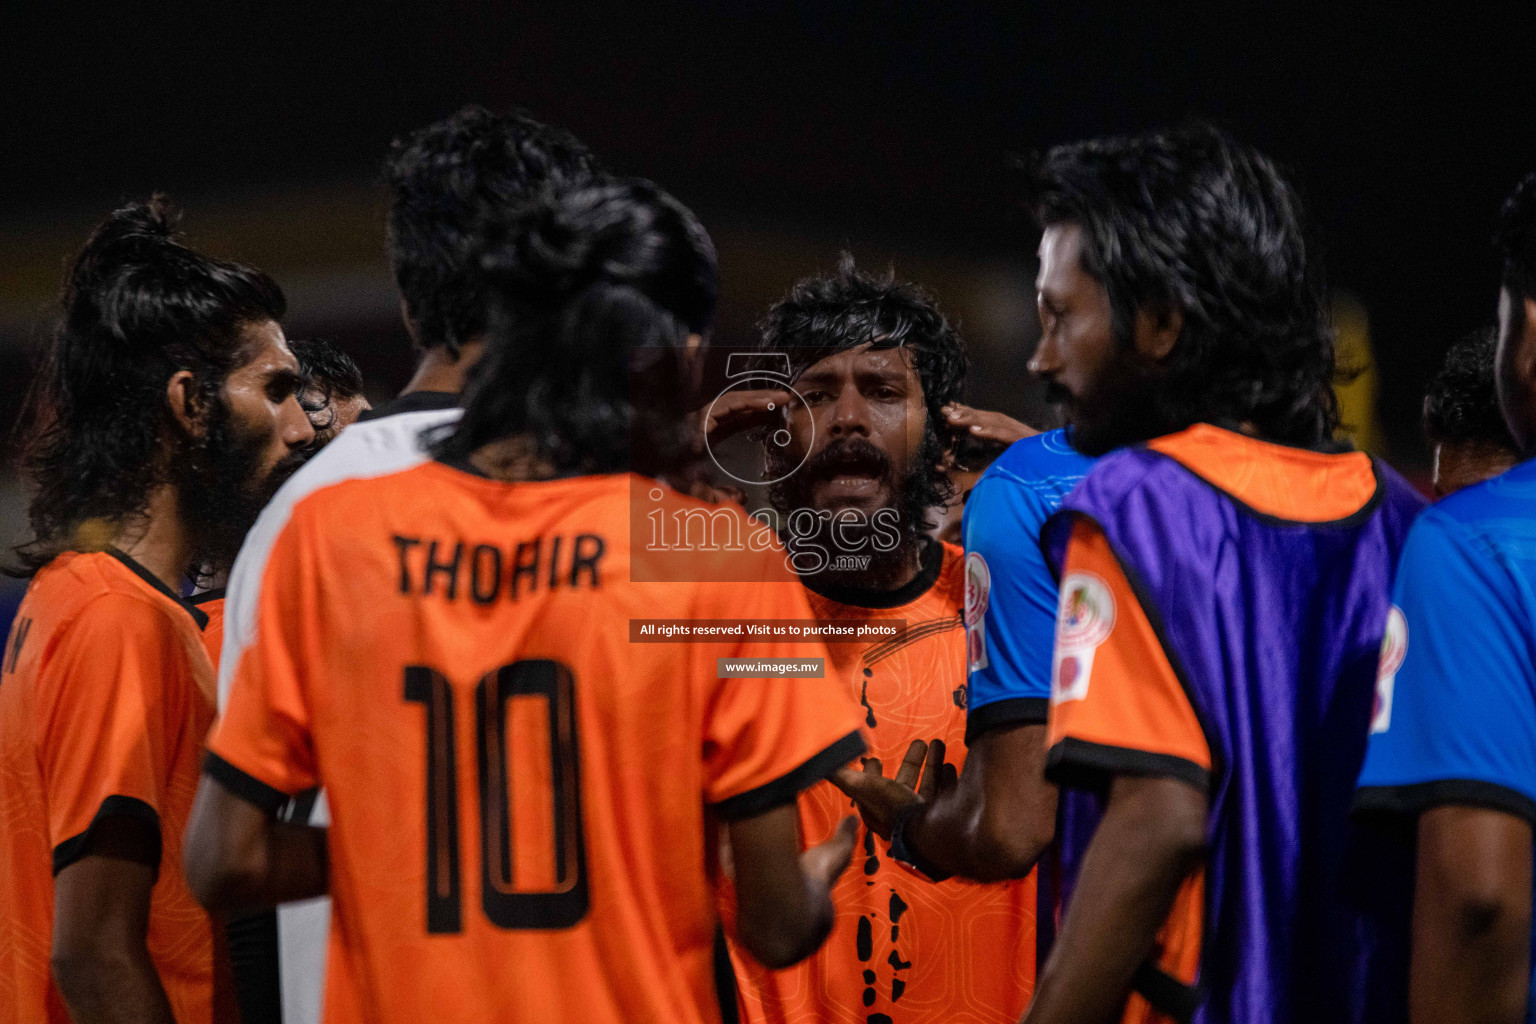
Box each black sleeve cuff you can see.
[203,752,293,814]
[965,697,1049,744]
[711,731,867,821]
[52,795,161,876]
[1045,737,1210,794]
[1353,779,1536,829]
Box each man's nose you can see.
[281,396,317,448]
[826,390,871,436]
[1028,332,1061,378]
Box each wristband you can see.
[888,802,952,883]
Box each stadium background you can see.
[0,2,1532,607]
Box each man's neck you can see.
[401,339,484,397]
[113,484,194,592]
[801,530,932,605]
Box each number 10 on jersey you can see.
[404,659,589,932]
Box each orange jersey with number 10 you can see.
[209,463,865,1024]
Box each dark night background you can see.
[1,2,1532,553]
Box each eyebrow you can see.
[267,367,306,391]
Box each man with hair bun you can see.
[0,196,314,1024]
[214,104,601,1024]
[185,178,867,1024]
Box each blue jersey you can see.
[962,429,1095,741]
[1356,458,1536,1021]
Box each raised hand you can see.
[832,740,954,839]
[942,403,1038,446]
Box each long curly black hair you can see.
[431,177,718,476]
[1423,326,1515,449]
[756,253,969,530]
[1027,123,1339,448]
[12,195,285,575]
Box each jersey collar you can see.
[106,549,209,630]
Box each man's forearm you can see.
[53,944,175,1024]
[1411,806,1532,1024]
[1025,775,1207,1024]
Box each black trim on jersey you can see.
[227,909,281,1024]
[712,925,740,1024]
[964,697,1049,744]
[52,795,161,876]
[1045,737,1210,794]
[1131,959,1202,1023]
[189,587,227,606]
[283,786,323,825]
[203,752,292,814]
[711,731,866,821]
[1353,779,1536,829]
[357,389,459,421]
[106,548,208,629]
[799,538,944,609]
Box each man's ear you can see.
[1521,297,1536,384]
[165,370,206,439]
[1133,305,1183,363]
[400,299,421,347]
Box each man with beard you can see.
[0,197,313,1024]
[717,256,1038,1024]
[187,337,368,1024]
[987,125,1422,1024]
[194,337,370,665]
[215,105,599,1024]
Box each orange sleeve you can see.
[1045,520,1212,791]
[702,576,867,819]
[205,519,319,808]
[39,594,192,866]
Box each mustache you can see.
[1042,380,1074,407]
[261,450,310,500]
[804,437,893,481]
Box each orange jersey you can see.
[725,543,1036,1024]
[0,550,219,1024]
[192,590,226,667]
[208,464,865,1024]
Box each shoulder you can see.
[279,407,461,502]
[1406,472,1536,581]
[1432,459,1536,527]
[934,541,966,607]
[969,430,1096,522]
[236,411,459,571]
[981,430,1096,491]
[43,553,195,636]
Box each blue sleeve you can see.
[961,469,1059,742]
[1355,509,1536,825]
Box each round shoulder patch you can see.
[1378,605,1408,679]
[964,552,991,627]
[1057,571,1116,649]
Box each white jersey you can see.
[219,402,461,1024]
